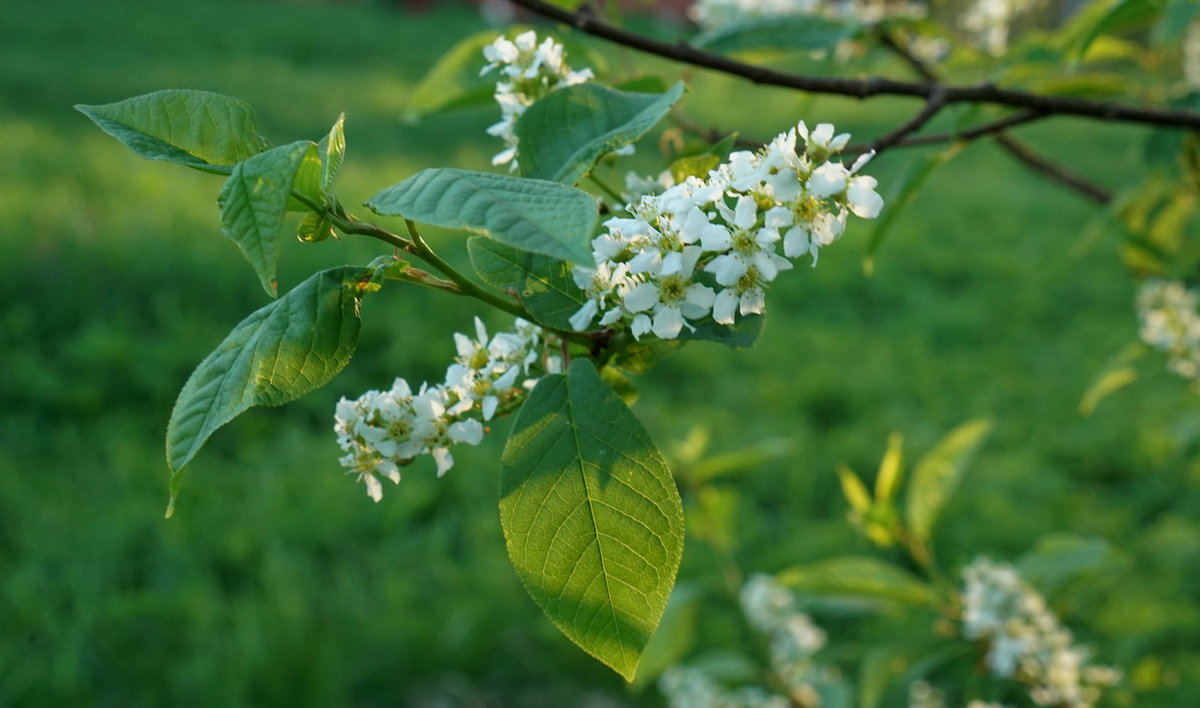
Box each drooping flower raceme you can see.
[1137,278,1200,381]
[570,120,883,340]
[480,30,594,169]
[334,318,560,502]
[960,558,1121,708]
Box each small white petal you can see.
[712,289,738,325]
[653,306,685,339]
[569,299,598,331]
[624,282,660,313]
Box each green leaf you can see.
[165,266,372,516]
[320,113,345,191]
[467,237,587,330]
[669,153,721,183]
[864,143,962,274]
[1017,534,1124,594]
[630,584,702,690]
[1071,0,1166,59]
[404,29,507,120]
[905,419,992,543]
[776,557,937,606]
[678,313,764,348]
[218,140,318,296]
[297,212,334,243]
[286,141,325,213]
[499,359,685,681]
[75,89,267,174]
[1079,366,1138,416]
[515,82,685,185]
[875,432,904,503]
[694,15,859,54]
[368,168,598,265]
[836,465,872,513]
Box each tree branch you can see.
[993,134,1113,204]
[871,27,1113,204]
[863,88,947,154]
[506,0,1200,130]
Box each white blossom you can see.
[1137,278,1200,381]
[334,318,558,501]
[570,118,882,339]
[959,0,1034,56]
[960,558,1121,707]
[481,31,595,169]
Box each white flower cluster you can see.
[690,0,927,30]
[570,121,883,340]
[961,558,1121,708]
[1137,278,1200,381]
[334,318,559,502]
[1186,19,1200,88]
[908,680,1012,708]
[659,574,841,707]
[659,668,789,708]
[480,30,594,169]
[739,574,836,699]
[959,0,1033,56]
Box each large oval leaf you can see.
[467,237,587,330]
[500,359,685,681]
[515,82,685,185]
[368,168,597,265]
[165,266,371,516]
[75,89,267,174]
[218,140,319,297]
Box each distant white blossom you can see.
[1137,278,1200,381]
[480,31,594,169]
[661,573,842,707]
[334,317,559,501]
[907,680,946,708]
[960,558,1120,708]
[690,0,927,28]
[570,120,882,340]
[959,0,1034,56]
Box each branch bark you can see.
[506,0,1200,131]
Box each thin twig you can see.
[871,28,1113,204]
[506,0,1200,130]
[993,134,1113,204]
[863,87,947,155]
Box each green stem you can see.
[291,190,597,347]
[588,173,625,206]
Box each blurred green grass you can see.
[2,0,1198,705]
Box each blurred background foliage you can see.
[2,0,1199,705]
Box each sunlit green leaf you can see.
[75,89,267,174]
[515,82,685,185]
[368,168,598,265]
[165,266,372,516]
[837,464,872,513]
[500,359,685,681]
[320,113,346,191]
[218,140,318,296]
[906,419,992,543]
[875,432,904,503]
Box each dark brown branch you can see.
[871,28,1113,204]
[993,134,1113,204]
[862,88,947,155]
[507,0,1200,130]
